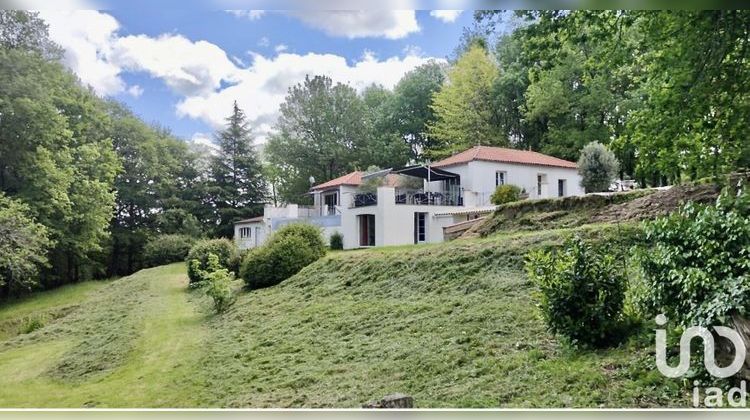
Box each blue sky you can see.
[37,10,474,145]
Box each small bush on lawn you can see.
[242,235,323,289]
[525,236,627,347]
[186,238,237,284]
[330,231,344,250]
[637,184,750,328]
[267,223,327,259]
[143,234,196,267]
[190,253,235,313]
[491,184,522,205]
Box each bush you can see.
[330,231,344,250]
[190,253,235,313]
[186,238,237,284]
[578,141,619,193]
[143,234,196,267]
[267,223,327,260]
[491,184,522,205]
[525,236,627,347]
[638,185,750,327]
[242,236,322,290]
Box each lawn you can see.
[0,227,689,408]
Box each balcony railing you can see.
[353,193,377,207]
[396,190,462,206]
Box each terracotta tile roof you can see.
[432,145,577,169]
[310,171,403,191]
[311,171,364,191]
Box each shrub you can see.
[578,141,619,193]
[330,231,344,250]
[242,235,320,289]
[190,254,235,313]
[143,234,196,267]
[638,185,750,327]
[267,223,327,260]
[491,184,522,205]
[186,238,237,284]
[525,236,627,347]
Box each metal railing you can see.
[395,190,462,206]
[353,193,377,207]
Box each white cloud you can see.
[127,85,144,98]
[39,11,440,143]
[257,36,270,47]
[285,10,419,39]
[227,10,265,20]
[274,44,288,53]
[176,51,440,142]
[111,34,242,97]
[430,10,463,23]
[38,10,125,96]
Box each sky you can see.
[36,9,474,147]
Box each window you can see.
[358,214,375,247]
[537,174,547,197]
[239,227,251,239]
[558,179,567,197]
[414,212,427,244]
[495,171,507,186]
[323,192,338,215]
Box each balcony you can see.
[395,189,463,206]
[353,192,377,207]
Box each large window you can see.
[239,227,251,239]
[495,171,507,186]
[414,212,427,244]
[323,192,338,215]
[358,214,375,247]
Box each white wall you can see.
[439,161,584,205]
[234,221,267,250]
[341,187,467,249]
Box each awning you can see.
[391,165,460,182]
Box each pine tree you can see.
[210,102,267,238]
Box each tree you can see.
[0,11,61,58]
[210,101,267,238]
[389,61,447,160]
[266,75,370,203]
[577,142,619,193]
[428,44,505,159]
[359,84,411,169]
[0,193,51,297]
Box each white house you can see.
[234,145,583,251]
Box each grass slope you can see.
[0,226,688,408]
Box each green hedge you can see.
[143,234,196,268]
[186,238,237,284]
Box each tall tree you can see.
[359,84,411,169]
[210,101,267,238]
[266,75,369,203]
[427,44,505,159]
[389,61,447,160]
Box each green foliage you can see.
[192,254,235,313]
[578,142,619,193]
[637,185,750,327]
[142,235,196,268]
[0,193,51,297]
[330,231,344,250]
[186,239,237,284]
[241,224,326,289]
[155,209,203,238]
[428,44,506,158]
[209,102,267,238]
[490,184,522,205]
[525,236,627,347]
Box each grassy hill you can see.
[0,225,688,408]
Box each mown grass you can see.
[0,225,689,408]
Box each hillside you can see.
[0,224,689,408]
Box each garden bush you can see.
[577,141,620,193]
[637,185,750,327]
[241,233,325,290]
[491,184,522,205]
[525,235,627,347]
[186,238,237,284]
[190,253,235,313]
[266,223,327,259]
[143,234,196,267]
[330,231,344,250]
